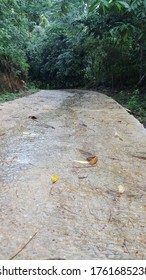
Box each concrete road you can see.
[0,90,146,259]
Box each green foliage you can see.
[0,91,23,103]
[0,0,146,128]
[27,0,89,88]
[114,89,146,123]
[28,31,87,88]
[127,89,140,111]
[25,0,146,91]
[0,86,38,103]
[0,0,29,74]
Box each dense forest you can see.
[0,0,146,123]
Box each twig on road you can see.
[108,210,112,223]
[10,232,38,260]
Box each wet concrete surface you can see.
[0,89,146,259]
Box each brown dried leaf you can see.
[28,116,37,120]
[87,156,98,165]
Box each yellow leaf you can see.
[51,175,58,184]
[42,108,49,110]
[73,160,88,164]
[73,121,78,125]
[118,185,125,194]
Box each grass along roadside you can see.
[113,89,146,128]
[0,87,38,103]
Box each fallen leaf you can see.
[0,131,5,136]
[42,108,49,110]
[28,116,37,120]
[23,132,30,136]
[79,122,87,127]
[118,185,125,194]
[130,154,146,160]
[78,176,87,179]
[73,121,78,125]
[87,155,98,165]
[73,160,88,164]
[51,175,59,184]
[41,124,55,129]
[115,132,123,141]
